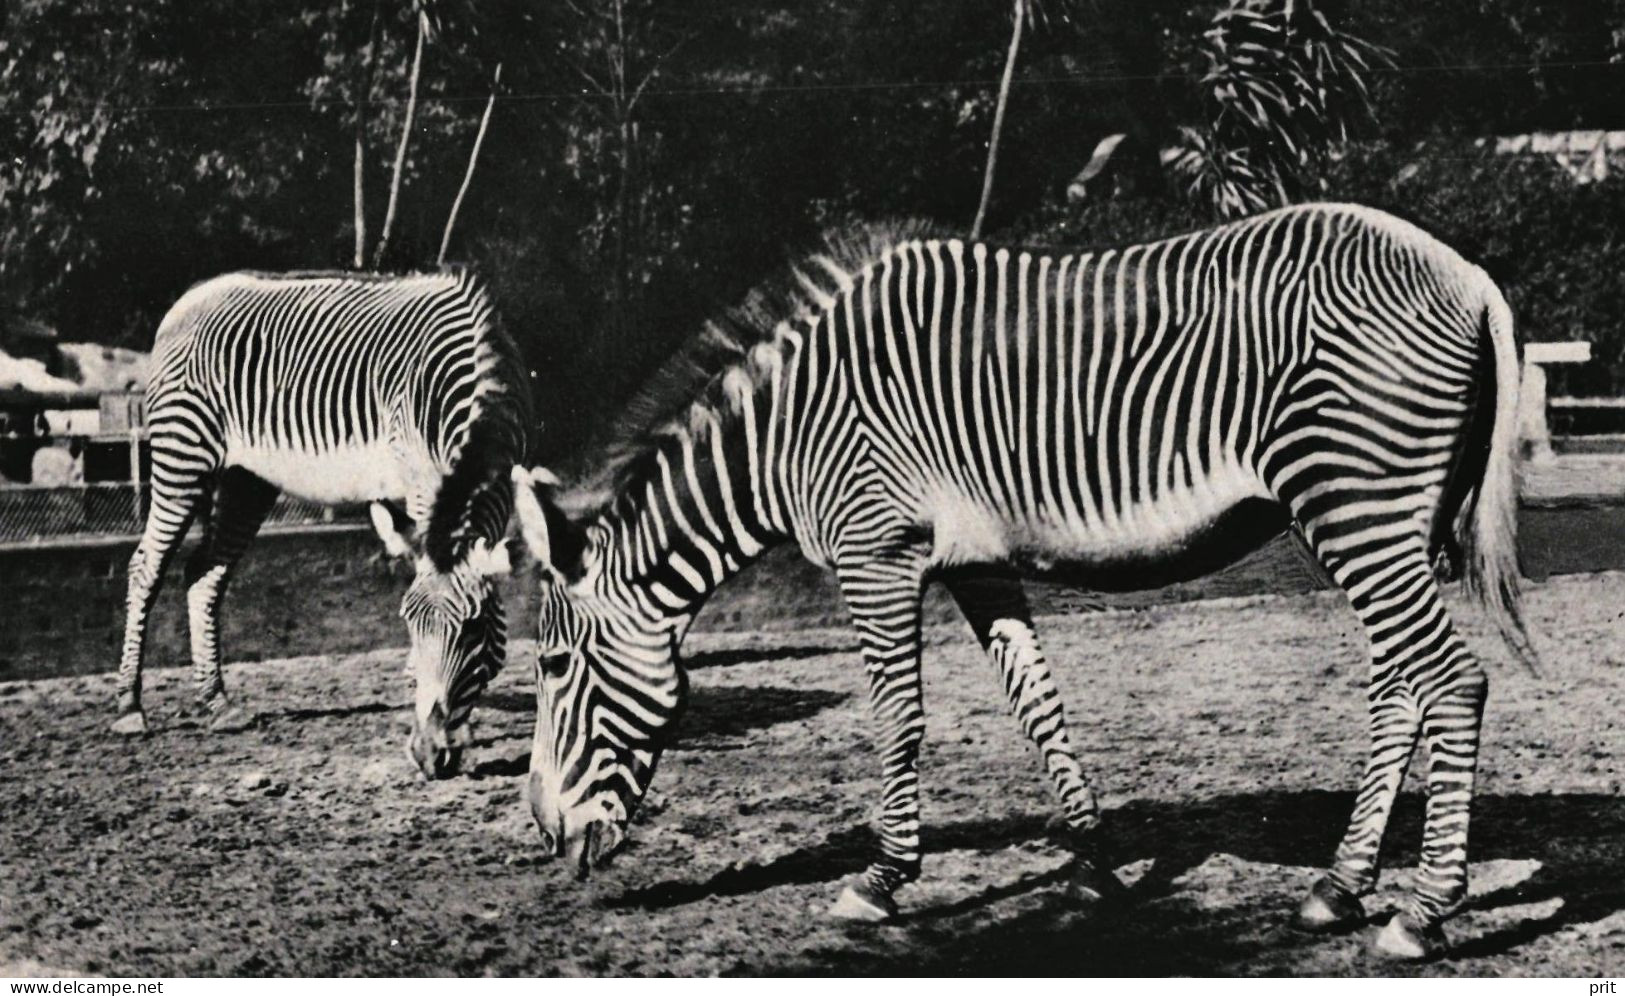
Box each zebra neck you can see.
[422,403,524,566]
[591,410,786,623]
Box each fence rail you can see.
[0,483,364,546]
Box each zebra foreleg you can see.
[942,572,1122,906]
[183,468,278,732]
[828,542,932,922]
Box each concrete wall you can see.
[0,524,1316,682]
[0,528,465,682]
[0,498,1615,682]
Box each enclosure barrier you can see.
[0,483,355,546]
[1519,341,1593,461]
[5,351,1625,681]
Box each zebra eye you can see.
[539,653,570,678]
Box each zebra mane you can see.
[230,264,484,286]
[421,272,536,571]
[556,218,944,524]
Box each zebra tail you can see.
[1457,272,1541,673]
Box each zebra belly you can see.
[923,462,1284,590]
[227,441,412,505]
[1016,498,1288,591]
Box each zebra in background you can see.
[115,269,533,780]
[510,204,1534,959]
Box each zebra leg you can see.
[828,542,931,922]
[1382,663,1486,958]
[942,572,1122,905]
[1296,688,1419,933]
[1300,533,1486,959]
[182,467,278,732]
[114,468,208,735]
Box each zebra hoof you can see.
[1295,878,1365,933]
[1372,913,1445,961]
[208,707,254,733]
[829,879,897,922]
[110,711,148,736]
[1065,859,1127,908]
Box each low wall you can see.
[0,497,1616,682]
[0,527,513,683]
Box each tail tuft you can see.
[1457,271,1541,674]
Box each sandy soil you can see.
[2,573,1623,977]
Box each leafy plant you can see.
[1166,0,1391,218]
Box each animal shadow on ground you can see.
[674,685,849,746]
[478,691,536,714]
[613,789,1625,974]
[685,642,854,670]
[261,701,403,724]
[464,684,850,777]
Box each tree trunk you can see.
[352,0,383,269]
[971,0,1025,239]
[374,8,427,270]
[352,112,368,268]
[439,63,502,266]
[609,0,631,344]
[612,117,631,342]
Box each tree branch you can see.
[439,63,501,266]
[971,0,1027,239]
[373,7,428,269]
[352,0,383,269]
[627,34,691,114]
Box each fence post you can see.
[129,424,142,525]
[1518,341,1592,462]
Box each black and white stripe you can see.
[516,203,1532,954]
[117,269,531,780]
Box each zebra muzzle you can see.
[407,708,463,780]
[563,818,625,879]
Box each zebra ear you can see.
[369,502,414,559]
[511,465,560,569]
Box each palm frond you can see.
[1177,0,1392,218]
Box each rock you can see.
[238,770,271,791]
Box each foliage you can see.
[1327,143,1625,397]
[1028,140,1625,399]
[1164,0,1392,218]
[2,1,343,338]
[3,0,1624,448]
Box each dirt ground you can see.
[2,572,1623,977]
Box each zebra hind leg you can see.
[114,467,209,735]
[1294,690,1419,934]
[1293,692,1423,929]
[183,467,278,732]
[827,541,933,922]
[1303,533,1487,960]
[943,572,1124,907]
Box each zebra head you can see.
[370,502,513,780]
[512,467,687,876]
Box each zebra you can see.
[509,204,1535,959]
[113,268,533,780]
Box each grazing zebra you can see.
[115,269,532,780]
[511,204,1534,959]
